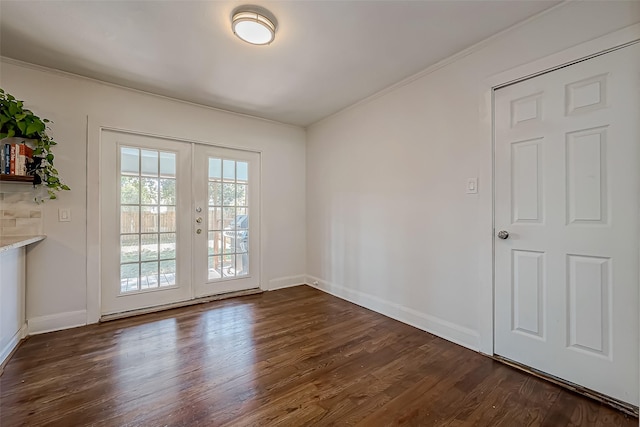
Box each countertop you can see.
[0,235,46,253]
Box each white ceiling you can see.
[0,1,560,127]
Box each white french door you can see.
[100,130,260,315]
[494,43,639,406]
[100,131,193,314]
[193,144,260,297]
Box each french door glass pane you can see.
[160,233,176,259]
[141,150,158,176]
[120,235,139,263]
[141,178,159,204]
[140,262,159,289]
[207,158,250,280]
[119,147,178,294]
[160,179,176,204]
[121,177,139,204]
[120,206,139,234]
[160,260,176,286]
[160,152,176,177]
[140,234,159,261]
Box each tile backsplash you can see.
[0,192,43,236]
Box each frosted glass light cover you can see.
[232,11,275,45]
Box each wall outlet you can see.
[313,280,319,286]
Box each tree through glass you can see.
[207,158,249,280]
[119,147,177,293]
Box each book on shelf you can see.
[0,144,4,174]
[16,143,34,176]
[1,141,35,176]
[10,143,16,175]
[3,143,8,174]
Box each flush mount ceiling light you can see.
[232,7,277,45]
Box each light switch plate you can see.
[466,178,478,194]
[59,208,71,222]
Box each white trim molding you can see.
[28,310,87,335]
[308,1,571,131]
[306,275,481,351]
[85,117,101,325]
[267,275,306,291]
[0,323,27,368]
[0,57,299,130]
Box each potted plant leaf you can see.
[0,88,70,200]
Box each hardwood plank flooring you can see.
[0,285,635,426]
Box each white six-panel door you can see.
[494,43,639,406]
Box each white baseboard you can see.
[306,275,480,351]
[267,274,306,291]
[0,323,28,368]
[21,277,479,352]
[27,310,87,335]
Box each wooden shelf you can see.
[0,175,34,183]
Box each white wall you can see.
[306,1,640,351]
[0,61,307,332]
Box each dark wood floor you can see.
[0,285,636,426]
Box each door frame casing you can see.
[477,23,640,356]
[86,123,263,324]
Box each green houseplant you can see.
[0,88,70,200]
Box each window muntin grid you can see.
[207,158,249,280]
[119,147,178,293]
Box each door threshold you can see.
[492,355,638,417]
[100,288,263,322]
